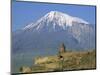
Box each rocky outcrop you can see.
[20,66,32,73]
[34,56,59,65]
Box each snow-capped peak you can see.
[22,11,89,31]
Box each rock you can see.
[20,66,32,73]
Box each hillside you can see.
[19,50,96,73]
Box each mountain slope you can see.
[22,11,89,32]
[12,11,95,54]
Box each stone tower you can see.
[59,43,66,53]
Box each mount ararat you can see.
[12,11,95,53]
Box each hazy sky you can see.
[12,1,96,31]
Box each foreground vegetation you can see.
[19,50,96,73]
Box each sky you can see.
[12,1,96,31]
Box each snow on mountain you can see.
[12,11,95,53]
[22,11,89,31]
